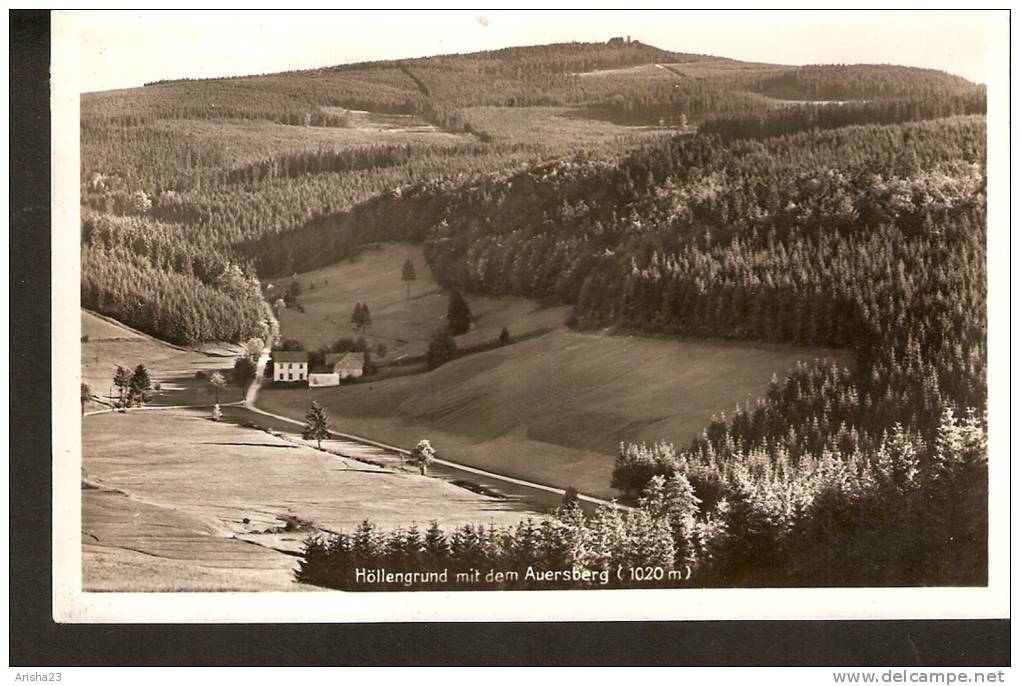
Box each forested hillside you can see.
[421,117,988,585]
[81,40,988,585]
[270,115,988,586]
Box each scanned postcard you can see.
[52,10,1009,622]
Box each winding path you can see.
[243,341,625,511]
[84,333,627,512]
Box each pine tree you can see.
[447,290,472,335]
[426,329,457,369]
[423,520,449,571]
[129,364,152,407]
[499,326,511,345]
[639,474,702,567]
[113,366,131,409]
[302,401,331,449]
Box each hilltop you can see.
[80,33,989,588]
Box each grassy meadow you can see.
[263,249,845,498]
[269,243,571,359]
[82,410,536,591]
[81,310,245,410]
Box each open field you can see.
[259,328,846,498]
[457,106,673,145]
[81,310,244,410]
[269,243,571,359]
[82,410,536,591]
[145,116,473,167]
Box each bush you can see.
[195,370,208,380]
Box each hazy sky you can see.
[66,10,1000,93]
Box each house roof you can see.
[273,350,308,363]
[331,352,364,371]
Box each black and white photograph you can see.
[31,9,1009,641]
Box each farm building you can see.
[308,352,365,387]
[328,352,365,379]
[272,350,308,383]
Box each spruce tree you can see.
[447,290,472,335]
[113,366,131,408]
[302,401,331,450]
[426,329,457,369]
[129,364,152,407]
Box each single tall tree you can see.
[113,366,131,408]
[80,382,91,416]
[410,439,436,476]
[401,258,417,300]
[427,329,457,369]
[447,290,473,335]
[209,371,227,404]
[233,356,258,394]
[244,337,265,359]
[351,302,370,331]
[129,364,152,407]
[302,401,331,449]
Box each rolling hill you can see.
[260,326,844,499]
[80,37,989,586]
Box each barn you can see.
[308,352,366,387]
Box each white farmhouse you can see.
[272,350,309,383]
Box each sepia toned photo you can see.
[50,9,1009,624]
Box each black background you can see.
[9,9,1009,667]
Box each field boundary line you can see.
[243,401,625,510]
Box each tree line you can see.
[298,406,985,589]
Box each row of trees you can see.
[298,406,985,589]
[112,364,152,408]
